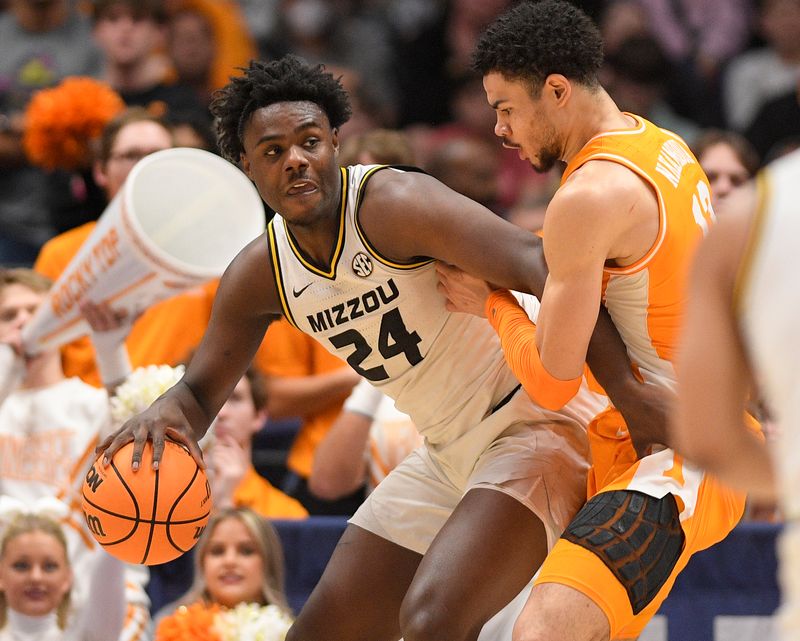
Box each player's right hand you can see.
[96,396,205,472]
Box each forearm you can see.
[485,290,581,411]
[308,415,370,499]
[265,366,358,418]
[681,424,775,500]
[85,552,127,641]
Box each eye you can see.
[237,544,257,556]
[207,544,226,556]
[265,145,281,157]
[43,560,61,572]
[304,137,320,148]
[12,560,30,571]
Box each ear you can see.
[93,159,109,190]
[331,128,340,156]
[241,152,252,180]
[545,74,572,106]
[250,408,268,436]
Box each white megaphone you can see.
[21,147,266,354]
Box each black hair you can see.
[210,55,352,162]
[473,0,604,95]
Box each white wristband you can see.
[95,343,132,387]
[343,379,384,419]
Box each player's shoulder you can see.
[552,162,630,218]
[360,167,441,210]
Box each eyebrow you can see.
[254,121,322,147]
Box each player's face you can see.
[241,101,341,226]
[98,121,173,199]
[0,530,72,617]
[0,284,45,349]
[483,72,562,173]
[203,517,265,608]
[214,377,264,446]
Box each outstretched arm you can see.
[674,193,775,498]
[97,236,280,469]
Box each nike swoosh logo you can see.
[292,282,313,297]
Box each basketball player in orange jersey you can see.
[95,54,670,641]
[437,2,750,639]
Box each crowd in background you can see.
[0,0,796,638]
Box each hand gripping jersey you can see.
[268,165,603,454]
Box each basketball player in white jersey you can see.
[675,150,800,639]
[97,55,668,641]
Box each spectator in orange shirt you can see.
[206,365,307,519]
[34,107,222,387]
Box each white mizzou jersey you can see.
[268,165,604,448]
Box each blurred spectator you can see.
[33,107,218,388]
[425,134,502,211]
[154,508,293,638]
[598,0,650,54]
[633,0,752,127]
[164,0,257,97]
[0,507,127,641]
[91,0,205,117]
[257,319,362,516]
[338,128,416,166]
[445,0,514,77]
[745,79,800,162]
[265,0,398,127]
[724,0,800,132]
[165,108,216,151]
[205,367,308,519]
[0,268,151,641]
[604,35,700,145]
[165,6,214,105]
[691,129,759,210]
[309,379,422,501]
[0,0,103,265]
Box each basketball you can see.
[81,440,212,565]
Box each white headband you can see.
[0,496,70,524]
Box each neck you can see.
[21,351,65,389]
[561,87,633,163]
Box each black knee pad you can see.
[561,490,685,615]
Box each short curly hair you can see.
[473,0,603,96]
[211,55,352,162]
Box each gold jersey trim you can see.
[282,166,348,279]
[353,165,434,270]
[267,219,300,330]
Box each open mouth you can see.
[287,180,317,196]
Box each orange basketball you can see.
[81,440,212,565]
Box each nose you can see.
[284,144,309,173]
[711,176,733,200]
[494,116,508,138]
[30,564,44,581]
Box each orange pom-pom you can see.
[23,76,125,171]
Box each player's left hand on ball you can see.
[97,395,205,471]
[435,262,495,317]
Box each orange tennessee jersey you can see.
[562,115,714,493]
[562,114,714,392]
